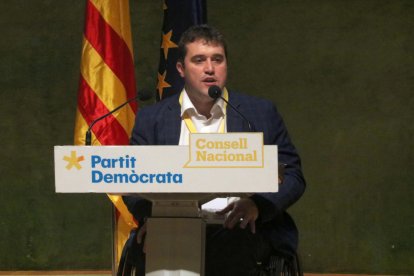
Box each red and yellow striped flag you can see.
[73,0,138,269]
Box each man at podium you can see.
[120,25,306,275]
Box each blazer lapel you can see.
[226,93,249,132]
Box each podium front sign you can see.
[54,133,278,194]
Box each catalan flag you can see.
[73,0,138,270]
[157,0,207,100]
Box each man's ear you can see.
[176,61,185,78]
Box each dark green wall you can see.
[0,0,412,274]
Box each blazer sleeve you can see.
[250,102,306,223]
[130,107,155,146]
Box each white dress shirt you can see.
[178,89,233,212]
[178,89,226,145]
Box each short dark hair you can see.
[177,24,227,63]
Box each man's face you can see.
[176,39,227,102]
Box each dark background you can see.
[0,0,413,274]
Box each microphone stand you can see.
[208,86,255,132]
[85,96,139,145]
[85,88,153,145]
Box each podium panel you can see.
[146,218,205,276]
[55,134,278,195]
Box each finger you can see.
[249,220,256,234]
[216,203,233,215]
[143,240,147,254]
[239,217,249,229]
[224,211,243,229]
[137,231,144,244]
[136,224,147,244]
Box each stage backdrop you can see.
[0,0,412,274]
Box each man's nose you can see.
[204,59,214,74]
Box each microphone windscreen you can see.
[208,85,222,99]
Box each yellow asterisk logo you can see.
[63,151,84,170]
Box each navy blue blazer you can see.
[125,91,306,254]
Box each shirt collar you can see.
[180,88,226,118]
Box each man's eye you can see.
[192,57,205,63]
[212,56,224,63]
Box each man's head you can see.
[177,25,228,64]
[176,25,228,106]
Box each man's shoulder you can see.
[138,93,180,117]
[228,90,274,109]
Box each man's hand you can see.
[216,198,259,233]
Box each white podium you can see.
[54,133,278,276]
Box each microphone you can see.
[208,85,222,100]
[208,85,254,132]
[85,89,153,145]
